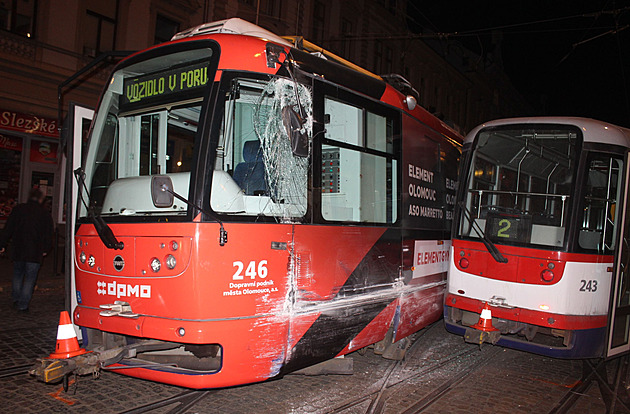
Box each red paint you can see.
[446,293,607,330]
[396,283,446,339]
[454,239,613,263]
[452,239,612,286]
[337,300,398,355]
[74,222,391,387]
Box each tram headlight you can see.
[169,240,179,251]
[541,269,554,282]
[459,257,469,269]
[79,251,86,264]
[150,257,161,273]
[165,254,176,270]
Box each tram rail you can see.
[0,364,33,379]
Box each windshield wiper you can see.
[458,202,508,263]
[74,167,124,250]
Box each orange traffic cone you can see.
[472,302,498,332]
[48,311,89,359]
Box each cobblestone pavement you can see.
[0,253,613,413]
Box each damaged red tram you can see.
[41,19,462,388]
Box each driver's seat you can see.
[233,140,266,195]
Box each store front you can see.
[0,108,59,228]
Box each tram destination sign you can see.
[121,60,209,109]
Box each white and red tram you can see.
[445,116,630,358]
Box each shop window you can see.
[0,0,36,38]
[312,1,325,44]
[373,40,382,74]
[340,18,353,61]
[0,136,22,224]
[264,0,280,18]
[83,10,116,56]
[154,14,180,45]
[384,46,393,74]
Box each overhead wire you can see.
[322,7,630,43]
[322,25,625,43]
[558,0,612,65]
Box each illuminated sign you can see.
[121,60,209,107]
[487,213,532,243]
[0,109,58,138]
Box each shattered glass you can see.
[253,78,312,221]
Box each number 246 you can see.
[232,260,268,280]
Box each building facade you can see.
[0,0,531,227]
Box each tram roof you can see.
[465,117,630,148]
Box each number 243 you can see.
[580,279,598,292]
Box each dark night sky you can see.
[408,1,630,128]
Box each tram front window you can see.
[458,126,579,249]
[209,76,311,220]
[80,46,216,219]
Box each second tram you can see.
[445,116,630,358]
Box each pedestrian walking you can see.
[0,188,54,312]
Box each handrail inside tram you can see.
[468,189,570,199]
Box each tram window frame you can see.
[79,41,220,222]
[315,83,401,226]
[575,151,624,254]
[458,124,581,250]
[205,71,312,221]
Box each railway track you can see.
[0,364,33,379]
[118,390,216,414]
[1,324,596,413]
[326,343,499,414]
[397,346,501,413]
[110,322,502,414]
[548,357,630,414]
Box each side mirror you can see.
[151,175,174,207]
[282,106,309,158]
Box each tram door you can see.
[608,151,630,357]
[65,104,94,335]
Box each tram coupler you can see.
[464,327,501,346]
[30,339,181,385]
[30,352,100,384]
[30,343,137,384]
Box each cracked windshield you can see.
[210,76,311,220]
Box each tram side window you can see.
[210,77,310,218]
[89,113,119,211]
[578,154,623,252]
[321,97,397,224]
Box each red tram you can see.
[445,117,630,359]
[34,18,462,388]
